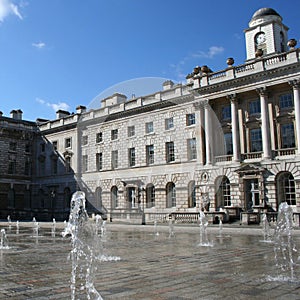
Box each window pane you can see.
[250,128,262,152]
[281,123,295,148]
[279,93,293,109]
[249,100,261,115]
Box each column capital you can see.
[256,86,268,96]
[193,101,204,110]
[193,99,210,110]
[289,79,300,89]
[227,93,238,104]
[202,99,210,108]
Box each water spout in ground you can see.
[198,209,213,247]
[0,229,9,250]
[261,213,272,243]
[273,202,298,281]
[62,191,103,300]
[154,220,159,236]
[168,217,175,238]
[51,218,56,237]
[16,221,19,235]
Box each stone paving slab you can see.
[0,222,299,299]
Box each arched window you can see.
[215,176,231,209]
[95,187,102,211]
[111,186,118,209]
[146,184,155,208]
[276,172,296,207]
[166,182,176,208]
[188,181,196,208]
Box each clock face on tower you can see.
[255,32,266,45]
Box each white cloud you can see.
[32,42,46,49]
[169,46,225,81]
[0,0,23,22]
[36,98,70,113]
[191,46,224,59]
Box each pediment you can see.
[235,163,266,175]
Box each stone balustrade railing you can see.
[193,49,299,88]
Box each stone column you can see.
[193,102,205,164]
[204,100,213,165]
[227,94,239,162]
[289,80,300,154]
[257,87,271,159]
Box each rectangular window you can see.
[128,126,135,137]
[224,132,233,155]
[96,132,103,143]
[166,142,175,162]
[111,150,118,169]
[146,145,154,165]
[128,148,135,167]
[8,156,16,174]
[281,123,295,148]
[249,99,261,115]
[82,155,88,172]
[25,143,31,153]
[145,121,154,134]
[250,128,262,152]
[186,113,195,126]
[52,158,58,175]
[96,153,103,171]
[165,117,174,130]
[40,143,45,152]
[187,138,197,160]
[82,135,88,145]
[9,142,17,151]
[24,158,31,176]
[221,106,231,120]
[279,93,293,109]
[111,129,118,140]
[52,141,58,151]
[65,138,72,149]
[65,156,71,173]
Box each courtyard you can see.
[0,221,299,300]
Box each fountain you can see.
[95,214,102,236]
[198,209,213,247]
[51,218,56,237]
[261,213,272,243]
[7,215,11,226]
[217,219,223,238]
[31,217,40,237]
[16,221,19,235]
[272,202,298,281]
[62,191,103,300]
[0,229,9,250]
[154,220,159,236]
[168,217,175,238]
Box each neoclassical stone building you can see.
[1,8,300,223]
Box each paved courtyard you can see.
[0,221,299,300]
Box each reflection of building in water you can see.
[1,8,300,224]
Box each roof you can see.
[251,8,282,21]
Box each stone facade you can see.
[1,8,300,224]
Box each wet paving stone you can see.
[0,222,299,299]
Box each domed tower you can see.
[244,8,289,60]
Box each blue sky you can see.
[0,0,299,121]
